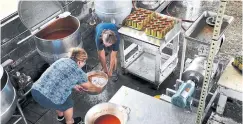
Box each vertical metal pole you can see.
[173,34,180,69]
[179,36,187,80]
[172,34,179,55]
[155,48,161,88]
[65,0,69,11]
[119,36,125,68]
[196,1,227,123]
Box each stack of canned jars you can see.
[144,15,176,39]
[124,8,177,39]
[125,8,155,30]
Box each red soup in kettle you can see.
[42,29,73,40]
[94,114,121,124]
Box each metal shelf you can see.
[125,52,177,85]
[118,13,181,89]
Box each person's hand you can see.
[101,68,110,77]
[101,68,109,74]
[81,82,103,93]
[108,71,112,77]
[74,85,81,92]
[74,85,88,92]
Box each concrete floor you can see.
[6,1,242,124]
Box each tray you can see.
[185,11,234,44]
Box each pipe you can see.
[1,59,13,67]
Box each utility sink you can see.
[185,11,234,44]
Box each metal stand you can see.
[12,82,32,124]
[14,102,28,124]
[118,15,181,89]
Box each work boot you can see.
[112,70,119,82]
[64,117,82,124]
[57,115,64,122]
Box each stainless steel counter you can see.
[109,86,196,124]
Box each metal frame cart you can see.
[118,14,181,89]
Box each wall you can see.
[1,0,94,65]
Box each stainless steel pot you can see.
[94,0,132,26]
[0,65,17,124]
[35,15,82,64]
[18,1,82,64]
[85,102,130,124]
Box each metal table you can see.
[109,86,197,124]
[118,15,181,89]
[204,58,243,116]
[216,58,242,114]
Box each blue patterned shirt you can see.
[32,58,87,104]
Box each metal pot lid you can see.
[18,1,64,32]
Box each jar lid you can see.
[18,1,64,32]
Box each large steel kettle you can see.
[0,63,17,124]
[85,102,130,124]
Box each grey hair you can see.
[101,30,117,44]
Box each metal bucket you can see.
[84,71,108,95]
[0,65,17,124]
[35,15,81,64]
[85,102,130,124]
[94,0,132,26]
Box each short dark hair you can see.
[101,30,117,44]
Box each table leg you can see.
[17,102,28,124]
[119,36,125,68]
[216,93,227,114]
[172,34,179,55]
[203,88,219,120]
[179,37,187,80]
[154,49,160,88]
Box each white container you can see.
[94,0,132,26]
